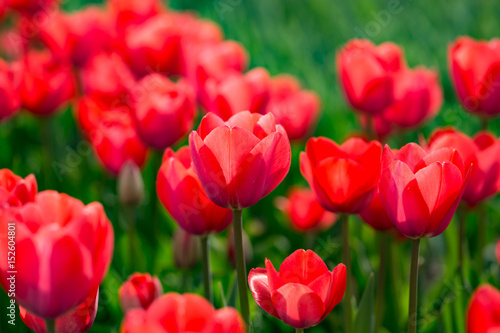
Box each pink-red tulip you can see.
[108,0,164,31]
[337,39,404,115]
[6,0,58,15]
[266,74,321,141]
[466,284,500,333]
[121,293,246,333]
[428,128,500,206]
[131,74,196,150]
[0,59,21,122]
[18,50,75,116]
[157,147,232,235]
[275,187,337,232]
[449,37,500,117]
[0,169,37,207]
[300,137,382,213]
[20,288,99,333]
[119,273,163,312]
[0,191,114,319]
[379,143,469,238]
[248,249,346,329]
[189,111,291,209]
[358,187,395,232]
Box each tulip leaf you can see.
[354,272,375,333]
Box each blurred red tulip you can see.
[131,74,196,150]
[337,39,404,115]
[189,111,291,209]
[76,96,128,136]
[275,187,337,232]
[266,74,321,141]
[357,113,395,141]
[358,186,395,232]
[121,293,246,333]
[379,143,469,239]
[157,147,232,235]
[248,249,346,329]
[428,128,500,206]
[108,0,164,31]
[382,67,443,128]
[0,190,114,319]
[300,137,382,213]
[203,67,271,120]
[6,0,58,16]
[0,59,21,122]
[17,49,75,116]
[20,288,99,333]
[0,169,37,207]
[466,284,500,333]
[449,37,500,117]
[119,273,163,312]
[80,52,136,107]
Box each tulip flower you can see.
[358,186,395,232]
[0,169,37,207]
[119,273,163,312]
[17,50,76,116]
[449,37,500,117]
[20,288,99,333]
[0,59,21,122]
[108,0,164,31]
[275,187,337,233]
[131,74,196,150]
[266,74,321,141]
[466,284,500,333]
[172,228,200,270]
[337,39,404,115]
[248,249,346,330]
[0,191,114,324]
[121,293,246,333]
[6,0,58,16]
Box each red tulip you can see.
[189,111,291,209]
[382,67,443,128]
[358,186,395,232]
[157,146,232,235]
[121,293,246,333]
[17,50,75,116]
[119,273,163,312]
[248,249,346,329]
[0,169,37,207]
[19,288,99,333]
[428,128,500,206]
[337,39,404,115]
[379,143,469,238]
[449,37,500,117]
[358,113,395,141]
[300,137,382,213]
[466,284,500,333]
[275,187,337,232]
[0,59,21,122]
[80,53,136,108]
[108,0,164,31]
[6,0,58,16]
[131,74,196,150]
[203,67,271,120]
[266,74,321,141]
[0,190,114,319]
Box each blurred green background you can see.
[2,0,500,332]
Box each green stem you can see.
[151,150,162,234]
[375,232,387,332]
[45,318,56,333]
[341,214,352,333]
[365,114,375,141]
[233,209,250,327]
[126,206,136,273]
[408,239,421,333]
[201,236,213,304]
[477,205,486,278]
[296,328,305,333]
[457,207,471,293]
[41,118,55,190]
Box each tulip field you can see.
[2,0,500,332]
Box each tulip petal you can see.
[197,113,225,139]
[279,249,329,285]
[213,308,246,333]
[265,259,283,293]
[248,268,280,318]
[324,264,347,316]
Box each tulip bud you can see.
[227,227,253,268]
[119,273,163,312]
[173,228,200,270]
[117,161,144,207]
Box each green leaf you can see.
[354,272,375,333]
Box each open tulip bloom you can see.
[249,249,346,331]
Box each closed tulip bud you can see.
[337,39,404,115]
[249,249,346,329]
[20,288,99,333]
[466,284,500,332]
[227,227,253,268]
[118,161,144,207]
[173,228,200,270]
[449,37,500,117]
[0,59,21,122]
[119,273,163,312]
[0,169,37,207]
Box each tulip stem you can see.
[341,214,352,333]
[296,329,305,333]
[408,239,420,333]
[151,150,162,235]
[124,206,136,273]
[201,235,213,304]
[365,115,375,140]
[233,209,250,327]
[457,208,471,293]
[41,118,56,190]
[476,205,486,278]
[45,318,56,333]
[375,232,388,332]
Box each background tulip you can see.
[108,0,164,31]
[466,284,500,333]
[6,0,58,16]
[119,273,163,312]
[172,228,200,270]
[0,59,21,122]
[358,186,395,232]
[0,169,37,207]
[248,249,346,329]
